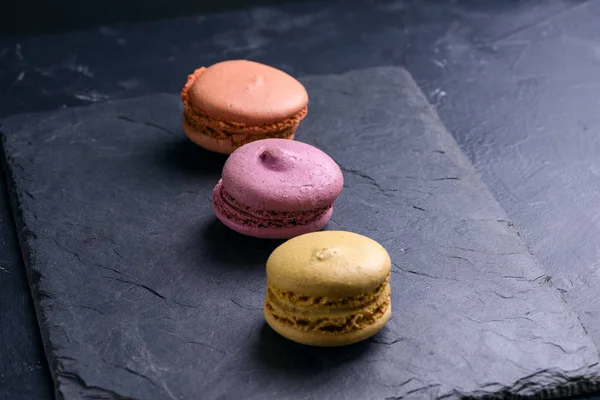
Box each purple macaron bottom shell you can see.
[214,207,333,239]
[212,180,334,239]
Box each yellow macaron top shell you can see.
[266,231,391,297]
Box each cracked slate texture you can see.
[4,5,600,393]
[3,2,600,353]
[3,1,600,398]
[0,160,53,399]
[2,67,600,399]
[427,0,600,346]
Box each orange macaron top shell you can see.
[188,60,308,125]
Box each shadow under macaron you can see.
[255,323,376,376]
[158,137,228,179]
[199,218,285,270]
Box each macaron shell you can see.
[264,302,391,347]
[189,60,308,124]
[181,67,306,154]
[222,139,344,212]
[266,231,391,297]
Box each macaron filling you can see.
[265,278,391,334]
[212,180,332,229]
[269,279,389,309]
[183,112,298,143]
[181,67,307,142]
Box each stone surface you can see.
[2,67,600,399]
[0,167,53,399]
[429,0,600,346]
[3,4,600,396]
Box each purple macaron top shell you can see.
[221,138,344,212]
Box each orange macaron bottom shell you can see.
[212,179,334,239]
[181,67,306,154]
[182,119,294,155]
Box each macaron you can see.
[212,138,343,239]
[181,60,308,154]
[264,231,392,347]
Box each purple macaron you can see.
[212,138,344,239]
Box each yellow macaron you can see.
[264,230,392,346]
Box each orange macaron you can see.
[180,60,309,154]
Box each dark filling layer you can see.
[270,278,389,309]
[265,290,391,335]
[213,183,332,229]
[184,111,296,144]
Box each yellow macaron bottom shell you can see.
[265,280,390,331]
[265,299,391,347]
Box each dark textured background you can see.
[3,68,600,399]
[0,0,321,36]
[1,0,600,398]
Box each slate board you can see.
[0,161,53,397]
[432,3,600,344]
[2,67,600,399]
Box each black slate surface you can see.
[430,0,600,344]
[2,67,600,399]
[0,165,53,398]
[4,4,600,394]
